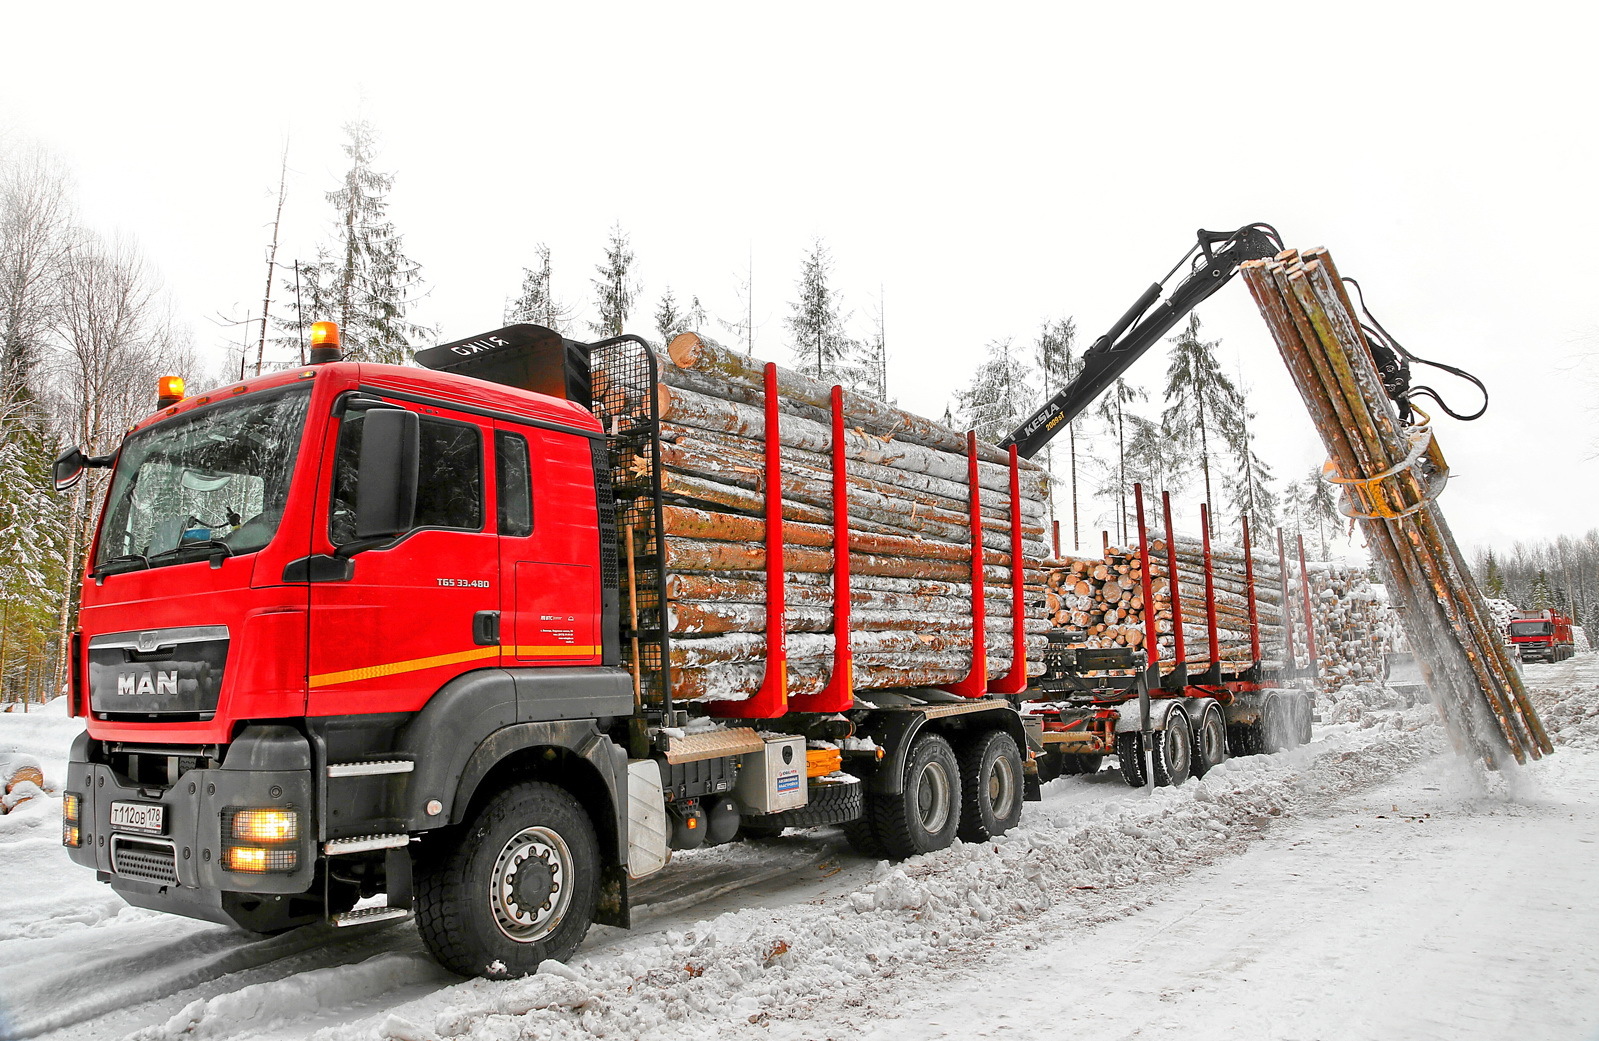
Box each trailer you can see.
[1024,493,1317,788]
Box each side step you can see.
[331,905,412,928]
[324,833,409,855]
[327,760,414,778]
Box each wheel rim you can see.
[914,760,953,834]
[986,751,1018,819]
[489,826,574,943]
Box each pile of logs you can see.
[1298,564,1399,690]
[1040,533,1398,689]
[1242,247,1550,768]
[593,332,1051,704]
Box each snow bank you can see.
[305,716,1446,1041]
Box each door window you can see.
[331,411,484,546]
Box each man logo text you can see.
[117,671,178,697]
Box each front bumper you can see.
[66,725,318,925]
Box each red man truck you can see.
[54,321,1039,978]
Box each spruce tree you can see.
[506,244,571,331]
[1094,378,1147,544]
[955,338,1035,445]
[654,287,684,345]
[1222,406,1277,538]
[1162,313,1243,533]
[1304,465,1341,557]
[858,290,889,402]
[1034,317,1080,549]
[785,238,855,383]
[1529,569,1556,610]
[1121,414,1190,529]
[282,120,426,364]
[590,223,639,337]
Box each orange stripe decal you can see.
[309,646,500,689]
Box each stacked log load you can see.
[1039,534,1396,689]
[592,332,1051,704]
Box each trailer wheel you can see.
[1059,753,1104,776]
[867,733,962,858]
[414,781,599,979]
[1294,694,1314,745]
[1262,695,1296,753]
[1116,732,1147,787]
[956,730,1024,842]
[1151,710,1192,787]
[1191,704,1228,779]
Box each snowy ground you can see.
[1,657,1596,1041]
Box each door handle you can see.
[473,611,501,646]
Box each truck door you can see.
[493,422,601,668]
[308,399,499,716]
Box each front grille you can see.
[111,835,179,885]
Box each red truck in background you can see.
[1507,610,1576,662]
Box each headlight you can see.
[229,808,299,843]
[221,807,301,874]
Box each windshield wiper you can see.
[92,553,150,577]
[146,540,236,569]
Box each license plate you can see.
[110,801,165,834]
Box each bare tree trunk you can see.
[256,144,289,376]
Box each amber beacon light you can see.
[309,321,343,364]
[155,375,185,409]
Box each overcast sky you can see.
[2,1,1594,560]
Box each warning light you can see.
[156,376,185,408]
[309,321,344,364]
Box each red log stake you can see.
[1162,490,1184,668]
[792,385,855,712]
[992,445,1029,695]
[711,363,788,718]
[1277,528,1297,675]
[1201,503,1221,668]
[941,432,989,698]
[1242,516,1262,665]
[1134,485,1159,671]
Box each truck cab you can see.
[62,354,634,942]
[1507,610,1575,663]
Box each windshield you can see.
[1509,621,1553,637]
[94,387,313,574]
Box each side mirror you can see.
[354,408,419,539]
[53,447,88,493]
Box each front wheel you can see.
[415,781,599,978]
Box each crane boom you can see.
[1002,224,1284,459]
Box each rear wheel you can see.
[866,733,962,859]
[415,781,598,979]
[956,730,1024,842]
[1116,732,1147,787]
[1191,704,1228,779]
[1261,696,1293,753]
[1294,694,1314,745]
[1151,711,1192,787]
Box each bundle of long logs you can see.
[1242,248,1550,768]
[1040,532,1398,689]
[593,332,1051,704]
